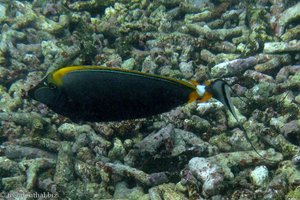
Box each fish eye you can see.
[48,83,56,89]
[43,81,56,90]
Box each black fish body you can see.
[56,69,194,121]
[29,66,204,122]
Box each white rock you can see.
[0,4,6,18]
[188,157,224,197]
[250,165,269,186]
[196,101,223,115]
[179,61,193,79]
[121,58,135,70]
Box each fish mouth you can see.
[27,86,37,100]
[27,81,44,100]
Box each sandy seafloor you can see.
[0,0,300,199]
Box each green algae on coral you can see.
[0,0,299,199]
[149,183,189,200]
[286,187,300,200]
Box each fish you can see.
[29,66,270,160]
[28,66,213,122]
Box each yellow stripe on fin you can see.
[50,66,197,90]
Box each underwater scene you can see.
[0,0,300,199]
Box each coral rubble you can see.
[0,0,299,199]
